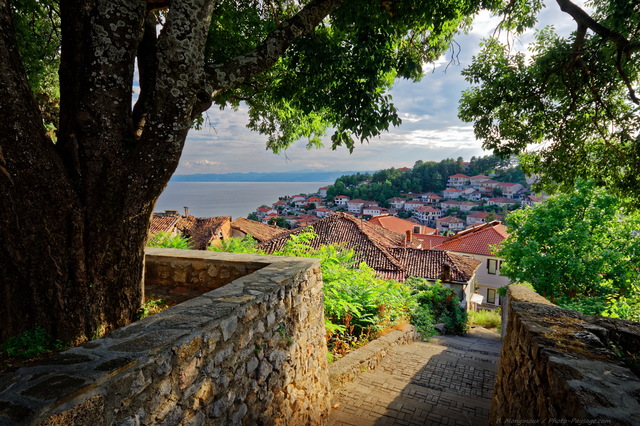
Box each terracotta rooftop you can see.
[437,216,464,224]
[230,217,287,242]
[433,221,508,256]
[449,174,470,178]
[178,216,231,250]
[258,212,418,275]
[150,212,181,234]
[414,234,449,250]
[388,249,481,284]
[369,215,436,235]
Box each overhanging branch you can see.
[205,0,345,99]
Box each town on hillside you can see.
[150,157,547,312]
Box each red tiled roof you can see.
[335,195,350,199]
[415,206,441,213]
[178,216,231,250]
[414,234,449,249]
[258,212,419,275]
[433,221,508,256]
[467,211,490,218]
[449,174,470,178]
[443,188,462,192]
[388,249,481,284]
[369,216,436,235]
[149,212,181,234]
[496,182,520,187]
[230,217,287,242]
[437,216,463,224]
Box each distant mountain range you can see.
[170,171,370,183]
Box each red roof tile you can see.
[177,216,231,250]
[388,249,481,284]
[433,221,508,256]
[149,212,181,234]
[230,217,287,242]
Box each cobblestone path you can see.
[328,327,502,426]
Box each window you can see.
[487,259,498,275]
[413,225,421,234]
[487,288,496,304]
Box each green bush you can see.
[1,326,66,359]
[468,309,501,330]
[147,231,193,249]
[216,229,414,358]
[407,277,467,335]
[208,234,264,254]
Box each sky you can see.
[175,1,582,176]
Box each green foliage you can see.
[207,0,503,153]
[406,277,467,335]
[468,309,501,331]
[135,299,172,321]
[208,234,264,254]
[147,232,194,249]
[460,0,640,200]
[557,297,608,317]
[410,305,436,339]
[218,229,415,358]
[247,212,260,222]
[498,181,640,304]
[325,155,524,200]
[1,326,66,359]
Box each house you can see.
[436,216,465,234]
[496,182,524,199]
[369,215,437,237]
[307,196,323,207]
[425,194,443,204]
[440,200,463,211]
[150,211,182,236]
[398,167,412,172]
[177,216,232,250]
[387,197,406,209]
[318,186,329,198]
[522,195,547,207]
[388,248,482,309]
[461,187,482,201]
[295,214,321,227]
[272,199,287,210]
[313,208,334,218]
[347,199,368,213]
[458,201,480,212]
[447,173,470,189]
[290,194,306,202]
[469,175,491,188]
[403,200,425,211]
[466,211,500,226]
[477,179,500,193]
[230,217,287,242]
[413,206,443,225]
[363,205,383,216]
[442,188,463,199]
[256,206,277,218]
[433,221,510,310]
[486,197,520,208]
[261,213,281,224]
[334,195,350,206]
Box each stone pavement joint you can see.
[329,327,501,426]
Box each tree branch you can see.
[205,0,345,99]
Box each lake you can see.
[155,182,330,219]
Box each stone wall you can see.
[492,284,640,424]
[0,248,331,425]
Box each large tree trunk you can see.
[0,0,214,344]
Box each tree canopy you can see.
[459,0,640,200]
[497,180,640,310]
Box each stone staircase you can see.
[328,327,502,426]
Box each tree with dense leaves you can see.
[1,0,505,343]
[459,0,639,198]
[498,180,640,304]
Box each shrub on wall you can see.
[147,231,193,249]
[406,277,467,335]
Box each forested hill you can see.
[325,156,526,205]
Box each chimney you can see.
[184,206,189,217]
[405,229,412,244]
